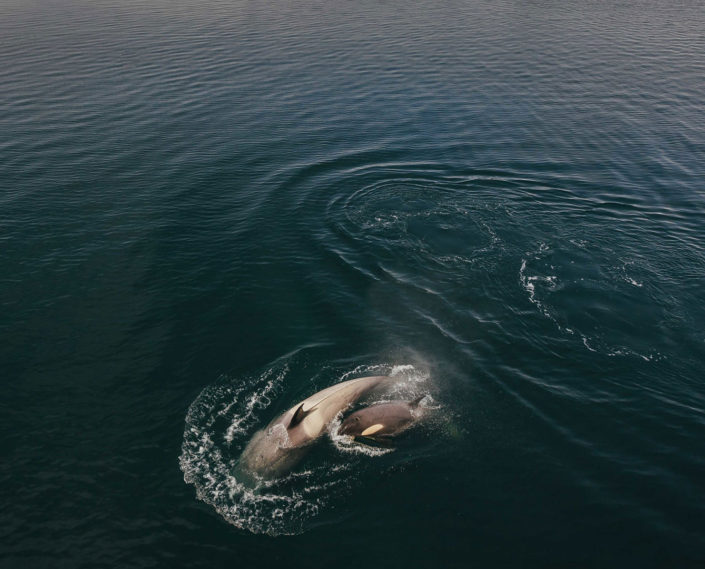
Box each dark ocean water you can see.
[2,0,705,566]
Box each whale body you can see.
[238,375,389,481]
[339,396,425,442]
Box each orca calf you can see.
[339,396,426,443]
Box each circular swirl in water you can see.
[331,178,501,267]
[311,163,677,363]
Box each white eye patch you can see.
[360,424,385,436]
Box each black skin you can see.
[339,397,424,440]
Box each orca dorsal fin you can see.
[289,403,311,428]
[409,395,426,409]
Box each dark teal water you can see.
[2,0,705,566]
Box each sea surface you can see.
[2,0,705,567]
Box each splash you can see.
[180,361,434,535]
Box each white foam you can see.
[225,367,284,443]
[390,364,416,376]
[519,252,562,329]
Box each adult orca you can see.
[338,396,426,443]
[238,375,389,481]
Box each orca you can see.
[338,396,426,442]
[238,375,389,480]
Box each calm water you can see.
[2,0,705,566]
